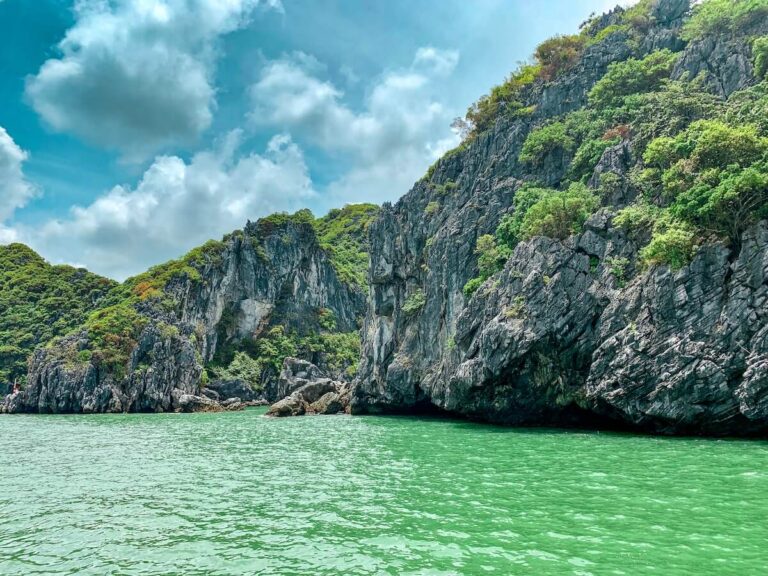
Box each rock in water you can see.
[3,215,366,415]
[352,1,768,436]
[267,359,350,417]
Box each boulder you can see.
[309,391,346,415]
[275,358,327,399]
[206,379,260,402]
[267,359,351,417]
[173,393,223,413]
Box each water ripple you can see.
[1,411,767,575]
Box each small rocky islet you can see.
[4,0,768,436]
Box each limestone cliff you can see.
[352,0,768,435]
[3,209,373,414]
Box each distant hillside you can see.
[2,204,379,412]
[0,244,116,386]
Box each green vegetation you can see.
[211,323,362,385]
[617,0,656,32]
[614,201,661,235]
[209,351,262,390]
[244,204,379,289]
[463,64,541,137]
[570,134,623,182]
[313,204,380,289]
[402,289,427,316]
[455,0,709,151]
[726,81,768,133]
[641,120,768,242]
[256,208,315,233]
[206,206,377,381]
[521,109,612,173]
[753,36,768,80]
[463,234,512,296]
[424,201,440,215]
[497,183,599,246]
[589,50,679,110]
[107,239,229,314]
[613,114,768,269]
[300,331,361,378]
[614,79,724,150]
[520,121,575,165]
[464,182,599,297]
[504,296,527,319]
[496,185,549,248]
[517,183,599,241]
[0,244,116,385]
[590,24,631,45]
[432,180,458,195]
[638,218,697,270]
[606,256,631,287]
[534,35,586,81]
[83,304,148,375]
[682,0,768,40]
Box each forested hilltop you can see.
[0,244,116,389]
[5,0,768,436]
[1,205,378,411]
[353,0,768,435]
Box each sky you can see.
[0,0,632,280]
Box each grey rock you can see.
[206,379,260,403]
[220,397,245,411]
[173,392,224,413]
[352,7,768,436]
[266,395,306,417]
[309,392,346,415]
[267,359,350,417]
[587,223,768,434]
[4,219,365,414]
[589,141,637,208]
[672,16,768,98]
[275,358,328,400]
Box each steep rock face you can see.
[3,220,366,414]
[4,321,201,414]
[587,223,768,434]
[353,0,768,435]
[672,17,768,98]
[355,2,686,413]
[169,221,363,365]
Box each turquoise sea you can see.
[1,409,767,575]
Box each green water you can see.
[1,410,767,575]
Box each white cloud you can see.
[8,44,462,277]
[413,47,460,76]
[18,132,314,279]
[249,47,461,204]
[0,127,37,223]
[26,0,282,161]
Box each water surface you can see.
[1,409,766,575]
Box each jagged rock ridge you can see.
[2,209,374,414]
[352,0,768,435]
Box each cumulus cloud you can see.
[0,127,37,223]
[413,47,460,76]
[249,47,461,203]
[20,132,314,279]
[26,0,282,161]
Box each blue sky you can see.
[0,0,627,279]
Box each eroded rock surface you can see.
[2,219,365,414]
[352,0,768,435]
[267,359,350,417]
